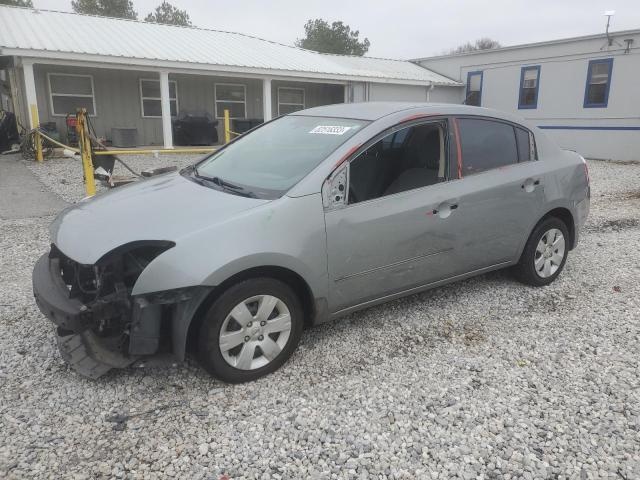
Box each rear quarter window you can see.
[515,127,535,162]
[457,118,519,175]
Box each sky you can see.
[32,0,640,59]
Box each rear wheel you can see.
[197,278,303,383]
[513,217,569,287]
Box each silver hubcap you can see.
[534,228,565,278]
[218,295,292,370]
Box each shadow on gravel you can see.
[294,271,500,379]
[584,218,640,233]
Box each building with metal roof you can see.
[0,5,460,147]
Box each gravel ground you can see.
[24,153,202,203]
[2,157,639,479]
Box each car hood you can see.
[50,172,269,264]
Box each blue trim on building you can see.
[539,125,640,131]
[465,70,483,106]
[583,58,613,108]
[518,65,541,109]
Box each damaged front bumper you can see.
[32,249,211,379]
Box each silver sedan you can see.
[33,102,590,382]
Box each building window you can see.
[584,58,613,108]
[48,73,96,116]
[278,87,305,115]
[215,84,246,119]
[465,71,483,106]
[140,79,178,118]
[518,66,540,109]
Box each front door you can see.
[324,120,464,312]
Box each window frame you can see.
[583,58,613,108]
[518,65,541,110]
[277,87,305,116]
[214,83,247,119]
[47,73,97,117]
[452,115,538,178]
[343,117,451,206]
[465,71,483,106]
[139,78,179,118]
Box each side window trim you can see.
[583,58,613,108]
[342,117,451,206]
[452,115,538,177]
[518,65,541,109]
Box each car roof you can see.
[291,101,524,123]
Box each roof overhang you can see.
[2,48,461,87]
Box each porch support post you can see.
[262,78,272,121]
[22,60,38,128]
[344,83,350,103]
[159,70,173,148]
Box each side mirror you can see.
[322,165,348,209]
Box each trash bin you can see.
[232,118,264,135]
[0,110,19,153]
[173,111,218,145]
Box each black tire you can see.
[513,216,570,287]
[197,278,304,383]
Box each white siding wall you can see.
[369,83,427,101]
[347,82,462,104]
[417,31,640,160]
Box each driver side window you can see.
[348,122,447,204]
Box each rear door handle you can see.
[522,178,541,191]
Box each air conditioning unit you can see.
[111,127,138,148]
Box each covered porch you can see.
[16,58,347,149]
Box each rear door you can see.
[448,117,545,270]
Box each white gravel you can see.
[24,153,202,203]
[2,158,640,479]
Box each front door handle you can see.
[432,201,459,219]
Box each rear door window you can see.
[457,118,519,175]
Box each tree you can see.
[1,0,34,6]
[71,0,137,20]
[144,1,192,26]
[295,19,370,56]
[449,37,501,54]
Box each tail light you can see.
[579,155,590,186]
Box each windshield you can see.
[193,115,368,198]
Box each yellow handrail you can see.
[93,148,216,156]
[30,104,43,162]
[76,109,96,197]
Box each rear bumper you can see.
[32,253,95,332]
[574,196,590,247]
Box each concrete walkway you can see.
[0,154,67,219]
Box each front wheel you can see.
[197,278,303,383]
[513,217,570,287]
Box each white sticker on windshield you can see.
[309,125,352,135]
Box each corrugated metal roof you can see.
[0,6,459,86]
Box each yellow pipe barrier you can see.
[76,109,96,197]
[224,109,231,144]
[93,148,216,156]
[30,104,43,162]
